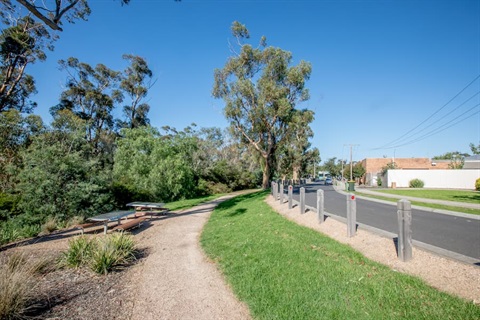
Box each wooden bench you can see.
[111,217,146,232]
[134,208,169,220]
[75,221,104,234]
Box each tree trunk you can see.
[262,159,271,189]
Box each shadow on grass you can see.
[451,193,480,202]
[215,190,267,212]
[227,208,247,217]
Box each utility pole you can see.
[344,144,359,181]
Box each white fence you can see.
[386,169,480,189]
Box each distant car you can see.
[325,178,333,185]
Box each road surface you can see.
[290,183,480,262]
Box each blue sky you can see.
[21,0,480,162]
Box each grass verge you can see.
[372,189,480,204]
[164,194,225,212]
[354,192,480,216]
[201,191,480,319]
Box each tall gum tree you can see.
[213,21,312,189]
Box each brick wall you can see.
[361,158,450,175]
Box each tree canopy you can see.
[213,21,313,188]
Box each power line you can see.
[375,74,480,150]
[382,103,480,149]
[378,90,480,148]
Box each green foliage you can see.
[409,178,425,188]
[114,126,198,201]
[0,110,44,192]
[0,16,50,113]
[475,178,480,191]
[117,54,153,129]
[213,21,313,188]
[61,236,95,268]
[376,176,382,187]
[89,233,136,275]
[320,157,344,179]
[470,143,480,155]
[15,126,115,224]
[62,233,136,275]
[343,162,366,180]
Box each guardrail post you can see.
[397,199,413,262]
[279,182,284,203]
[317,189,324,224]
[300,187,305,214]
[288,185,293,209]
[347,193,356,237]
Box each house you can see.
[463,155,480,169]
[360,158,450,186]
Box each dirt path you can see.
[127,194,252,320]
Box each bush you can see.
[475,178,480,191]
[376,177,382,187]
[409,178,425,188]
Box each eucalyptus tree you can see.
[53,57,122,157]
[277,108,315,180]
[213,21,312,189]
[1,0,131,32]
[0,16,51,112]
[321,157,343,179]
[117,54,153,129]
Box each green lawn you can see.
[164,194,225,212]
[353,192,480,216]
[201,191,479,320]
[373,189,480,204]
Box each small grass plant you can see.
[0,252,52,319]
[61,233,136,274]
[201,191,480,319]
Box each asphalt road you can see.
[291,183,480,262]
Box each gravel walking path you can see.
[127,194,252,320]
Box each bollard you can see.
[272,182,277,200]
[279,182,284,203]
[317,189,324,224]
[346,193,356,237]
[300,187,305,214]
[397,199,413,262]
[288,185,293,209]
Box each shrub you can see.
[409,178,425,188]
[89,233,136,275]
[376,177,382,187]
[475,178,480,191]
[62,233,136,275]
[61,236,95,268]
[0,252,51,319]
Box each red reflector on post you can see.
[351,195,355,200]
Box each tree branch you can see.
[16,0,63,30]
